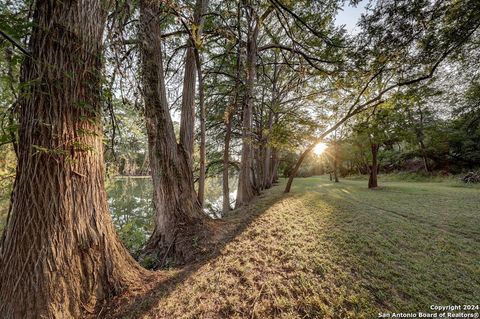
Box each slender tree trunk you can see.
[333,138,339,182]
[222,1,241,213]
[179,0,209,169]
[416,106,430,173]
[271,149,279,184]
[264,57,280,189]
[255,86,265,191]
[179,51,196,167]
[222,115,233,213]
[417,127,430,173]
[196,50,206,206]
[179,43,196,167]
[264,110,274,189]
[0,1,145,317]
[140,0,211,267]
[270,114,280,185]
[254,141,264,191]
[264,146,272,188]
[368,143,379,188]
[185,0,209,206]
[179,41,196,162]
[419,139,430,173]
[284,143,316,192]
[236,3,273,203]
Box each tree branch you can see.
[258,43,339,64]
[0,29,30,56]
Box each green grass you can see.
[345,171,480,185]
[104,176,480,319]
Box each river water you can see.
[0,176,238,253]
[106,176,237,251]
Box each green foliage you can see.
[335,78,480,176]
[103,99,148,176]
[107,177,154,252]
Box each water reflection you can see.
[0,176,238,252]
[107,178,154,252]
[107,176,238,252]
[202,176,238,218]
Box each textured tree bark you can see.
[179,48,197,168]
[235,3,274,204]
[222,2,242,214]
[196,50,206,206]
[179,0,209,168]
[222,115,233,213]
[140,0,212,267]
[368,143,379,188]
[236,7,260,207]
[264,58,280,189]
[0,1,145,317]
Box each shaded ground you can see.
[98,177,480,319]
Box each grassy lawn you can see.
[104,176,480,319]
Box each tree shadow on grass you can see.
[95,184,290,319]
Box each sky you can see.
[334,0,369,34]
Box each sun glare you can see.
[313,142,328,155]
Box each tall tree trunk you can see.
[255,86,265,191]
[196,50,206,206]
[0,1,145,317]
[179,46,196,166]
[254,139,264,191]
[270,114,280,185]
[179,0,209,169]
[235,3,273,205]
[264,55,280,189]
[368,143,379,188]
[236,7,260,207]
[264,110,274,189]
[222,114,233,213]
[140,0,211,267]
[222,0,241,214]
